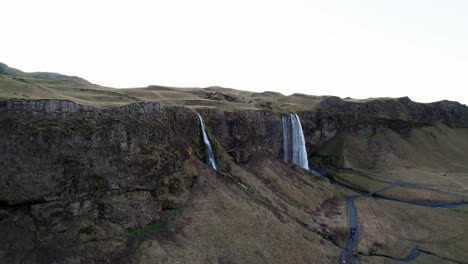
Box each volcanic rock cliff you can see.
[1,92,468,263]
[2,97,467,203]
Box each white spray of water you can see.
[197,113,218,170]
[290,113,309,170]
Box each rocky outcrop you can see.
[319,96,468,127]
[1,99,163,117]
[0,100,191,205]
[115,101,163,114]
[0,99,202,262]
[1,99,96,114]
[199,109,282,163]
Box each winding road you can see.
[339,196,359,264]
[336,179,468,264]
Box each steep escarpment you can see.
[319,96,468,127]
[0,99,347,263]
[197,109,282,163]
[1,89,468,264]
[0,99,192,205]
[0,99,204,263]
[299,97,468,171]
[194,96,468,172]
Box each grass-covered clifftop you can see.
[2,62,467,124]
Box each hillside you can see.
[2,62,467,117]
[1,63,468,264]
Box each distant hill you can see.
[1,62,467,125]
[0,62,90,84]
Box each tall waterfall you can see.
[283,113,309,170]
[282,116,291,162]
[291,114,309,170]
[197,113,218,171]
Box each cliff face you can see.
[197,96,468,166]
[1,97,467,263]
[319,96,468,127]
[0,99,203,262]
[2,97,466,205]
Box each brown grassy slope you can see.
[341,125,468,194]
[0,75,140,107]
[119,86,326,111]
[356,253,459,264]
[334,170,468,203]
[0,74,327,111]
[355,198,468,264]
[137,154,346,264]
[2,62,468,118]
[3,63,466,115]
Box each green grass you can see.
[167,208,179,216]
[129,219,175,237]
[334,170,391,192]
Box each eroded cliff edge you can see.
[0,97,467,263]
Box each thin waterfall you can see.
[282,115,290,162]
[290,113,309,170]
[197,113,218,171]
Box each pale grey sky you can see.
[2,0,467,104]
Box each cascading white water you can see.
[290,113,309,170]
[197,113,218,171]
[282,116,290,162]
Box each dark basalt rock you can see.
[319,96,468,127]
[2,99,163,117]
[0,100,201,262]
[1,96,467,263]
[198,109,282,163]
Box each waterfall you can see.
[282,114,309,170]
[282,116,290,162]
[197,113,218,171]
[290,114,309,170]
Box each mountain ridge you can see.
[1,62,465,108]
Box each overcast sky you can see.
[2,0,467,104]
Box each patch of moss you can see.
[78,225,97,235]
[130,228,144,236]
[129,219,175,237]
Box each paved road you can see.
[337,180,468,264]
[366,181,401,196]
[338,182,403,264]
[339,196,359,264]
